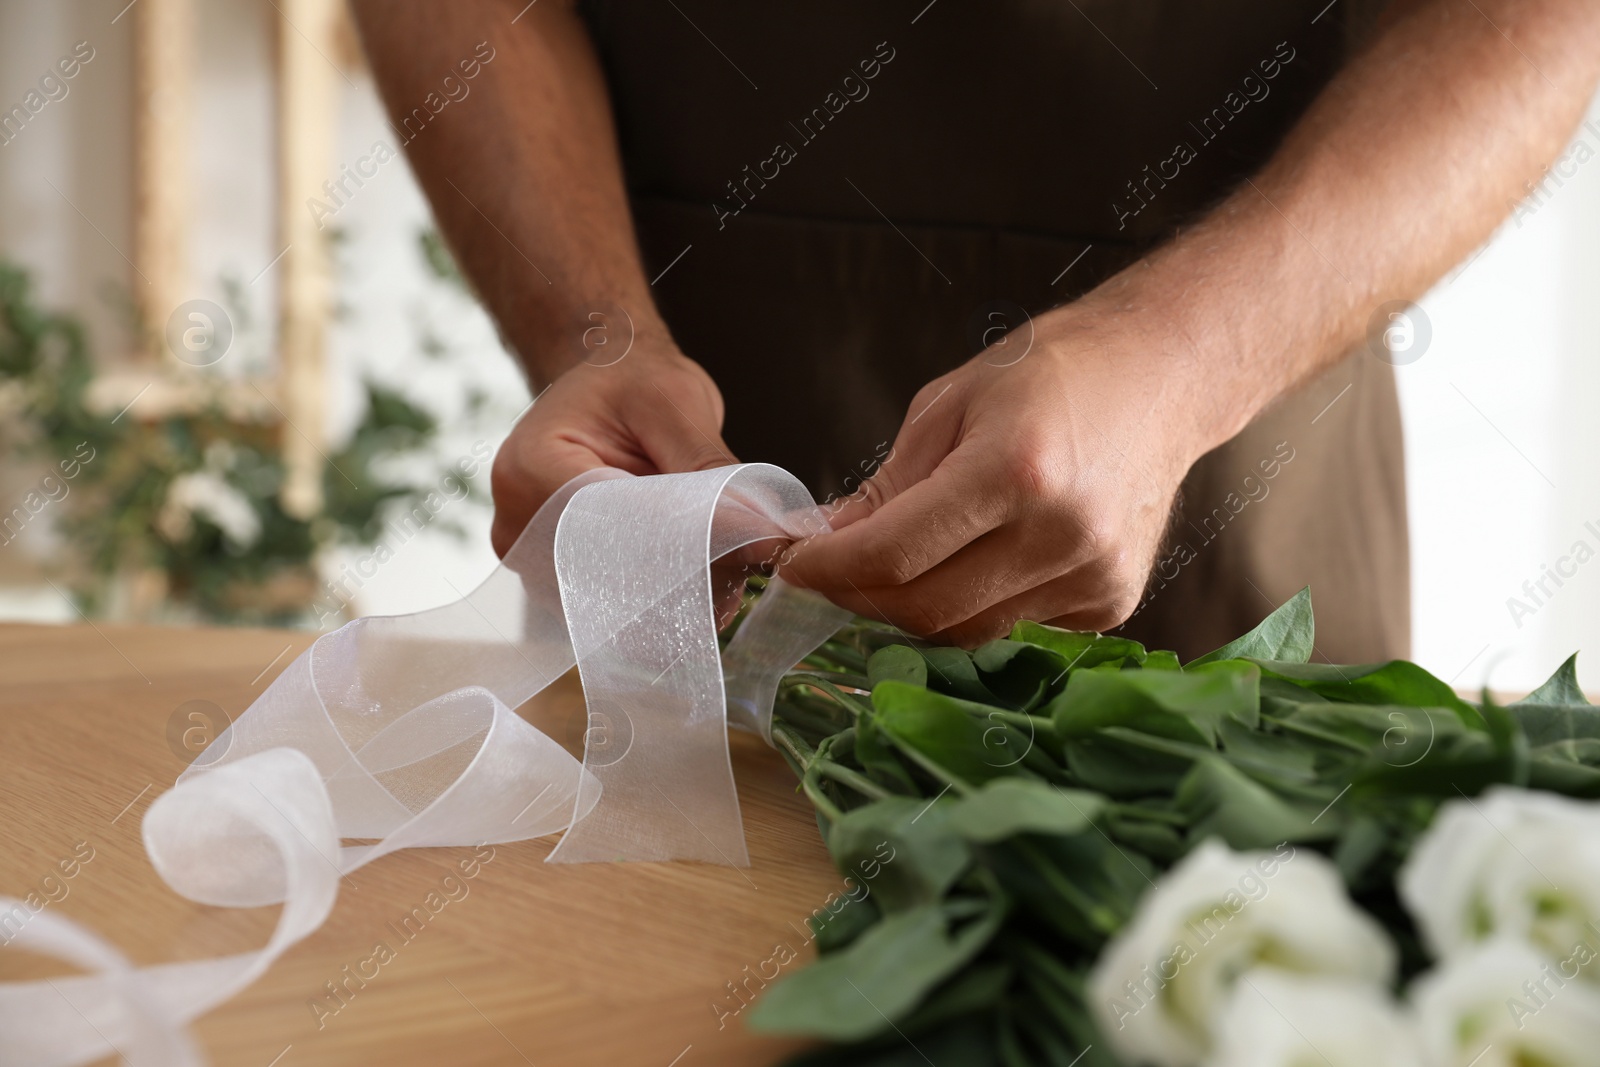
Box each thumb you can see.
[649,425,739,473]
[630,385,739,473]
[824,377,962,531]
[488,443,603,559]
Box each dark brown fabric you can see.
[580,0,1410,661]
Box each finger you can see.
[488,439,612,558]
[813,521,1074,637]
[927,563,1145,649]
[710,559,753,629]
[628,384,739,473]
[720,537,788,571]
[823,378,965,531]
[782,440,1011,593]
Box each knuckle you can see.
[859,538,920,586]
[1096,592,1140,631]
[690,442,729,471]
[1075,513,1121,563]
[854,473,893,515]
[909,377,955,417]
[894,598,952,639]
[1000,437,1060,501]
[1078,573,1141,632]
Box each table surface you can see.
[0,622,844,1067]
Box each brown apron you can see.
[579,0,1409,662]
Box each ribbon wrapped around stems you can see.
[0,464,853,1067]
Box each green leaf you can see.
[1275,701,1466,757]
[1006,622,1148,670]
[1143,649,1182,671]
[1353,729,1501,795]
[1216,716,1319,785]
[1474,694,1530,787]
[986,832,1150,945]
[1046,660,1260,746]
[1527,751,1600,797]
[811,892,882,953]
[1512,704,1600,748]
[855,713,920,794]
[894,962,1014,1036]
[1332,815,1389,884]
[923,647,1002,704]
[1064,735,1195,796]
[1106,816,1186,862]
[1533,737,1600,763]
[868,645,928,689]
[1176,757,1324,848]
[972,639,1042,674]
[972,639,1066,709]
[748,899,1003,1040]
[1191,587,1315,665]
[946,780,1105,843]
[1514,653,1591,707]
[871,682,1032,786]
[827,797,971,912]
[1254,659,1482,728]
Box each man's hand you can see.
[489,348,735,557]
[789,0,1600,646]
[782,304,1199,647]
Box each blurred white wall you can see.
[1400,90,1600,694]
[0,0,1595,693]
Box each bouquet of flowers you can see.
[749,588,1600,1067]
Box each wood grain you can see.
[0,622,842,1066]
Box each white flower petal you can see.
[1411,938,1600,1067]
[1089,839,1394,1067]
[1400,788,1600,963]
[1204,970,1424,1067]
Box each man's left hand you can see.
[782,302,1204,646]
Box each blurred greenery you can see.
[0,234,480,627]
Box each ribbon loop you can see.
[0,464,852,1066]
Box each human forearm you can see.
[350,0,668,386]
[1088,0,1600,464]
[783,0,1600,642]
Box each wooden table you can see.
[0,623,842,1066]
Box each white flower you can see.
[1203,970,1423,1067]
[1399,787,1600,966]
[158,471,261,551]
[1412,938,1600,1067]
[1089,839,1395,1067]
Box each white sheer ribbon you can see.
[0,464,851,1067]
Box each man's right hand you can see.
[488,348,737,557]
[350,1,735,556]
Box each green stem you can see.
[800,774,844,823]
[986,709,1059,743]
[1261,713,1372,753]
[783,671,870,695]
[1015,839,1120,938]
[772,701,849,738]
[817,640,870,673]
[812,759,895,802]
[780,675,874,719]
[888,736,978,798]
[1109,803,1188,825]
[771,721,817,773]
